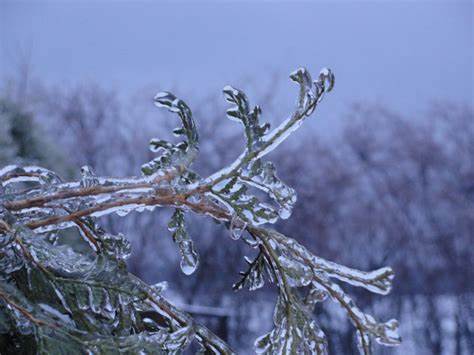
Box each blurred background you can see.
[0,0,473,353]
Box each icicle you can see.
[229,214,247,240]
[168,209,199,275]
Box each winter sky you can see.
[0,0,472,130]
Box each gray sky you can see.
[0,0,472,130]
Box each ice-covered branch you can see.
[0,67,400,354]
[242,227,400,354]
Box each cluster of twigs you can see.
[0,67,400,354]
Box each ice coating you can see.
[0,66,401,354]
[142,90,199,180]
[247,227,401,353]
[233,252,274,291]
[202,67,335,229]
[229,216,247,241]
[268,229,395,295]
[254,294,327,355]
[1,165,62,187]
[80,165,99,188]
[150,281,168,295]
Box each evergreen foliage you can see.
[0,67,400,354]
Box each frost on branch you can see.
[0,67,400,354]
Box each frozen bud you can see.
[80,165,99,188]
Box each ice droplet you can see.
[229,215,247,241]
[178,240,199,275]
[168,209,199,275]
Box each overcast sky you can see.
[0,0,472,131]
